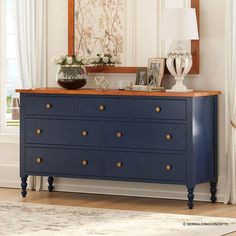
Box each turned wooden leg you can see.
[48,176,54,192]
[187,186,195,209]
[21,175,28,197]
[210,181,217,203]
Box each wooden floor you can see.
[0,188,236,219]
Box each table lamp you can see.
[162,8,199,92]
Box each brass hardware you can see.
[99,105,105,112]
[36,129,42,135]
[165,164,172,171]
[155,106,161,113]
[116,132,123,138]
[46,103,52,109]
[82,160,88,166]
[166,134,172,140]
[81,131,88,137]
[116,162,123,168]
[36,157,43,164]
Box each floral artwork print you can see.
[74,0,125,62]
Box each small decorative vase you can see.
[56,65,87,90]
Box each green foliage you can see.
[6,95,12,114]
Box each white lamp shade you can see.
[161,8,199,40]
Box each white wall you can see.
[0,0,227,202]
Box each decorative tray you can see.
[125,85,165,92]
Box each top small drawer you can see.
[25,95,76,116]
[132,99,186,120]
[77,98,130,118]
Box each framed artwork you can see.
[72,0,125,60]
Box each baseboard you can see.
[0,180,20,188]
[41,174,226,203]
[0,163,19,188]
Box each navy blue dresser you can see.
[17,89,220,209]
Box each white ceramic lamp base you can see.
[166,44,193,92]
[166,77,193,92]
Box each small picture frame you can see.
[147,58,165,87]
[135,68,148,85]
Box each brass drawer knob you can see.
[99,105,105,112]
[36,157,43,164]
[116,132,123,138]
[155,106,161,113]
[81,131,88,137]
[116,162,123,168]
[165,164,172,171]
[46,103,52,109]
[36,129,42,135]
[166,134,172,140]
[82,160,88,166]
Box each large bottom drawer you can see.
[104,151,186,182]
[25,148,102,176]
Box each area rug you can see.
[0,201,236,236]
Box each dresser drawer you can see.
[25,148,102,176]
[104,122,186,151]
[25,95,76,116]
[77,98,130,118]
[132,99,186,120]
[104,151,186,182]
[26,119,101,147]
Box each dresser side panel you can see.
[192,96,218,183]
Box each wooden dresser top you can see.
[16,88,221,97]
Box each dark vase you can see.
[56,65,87,90]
